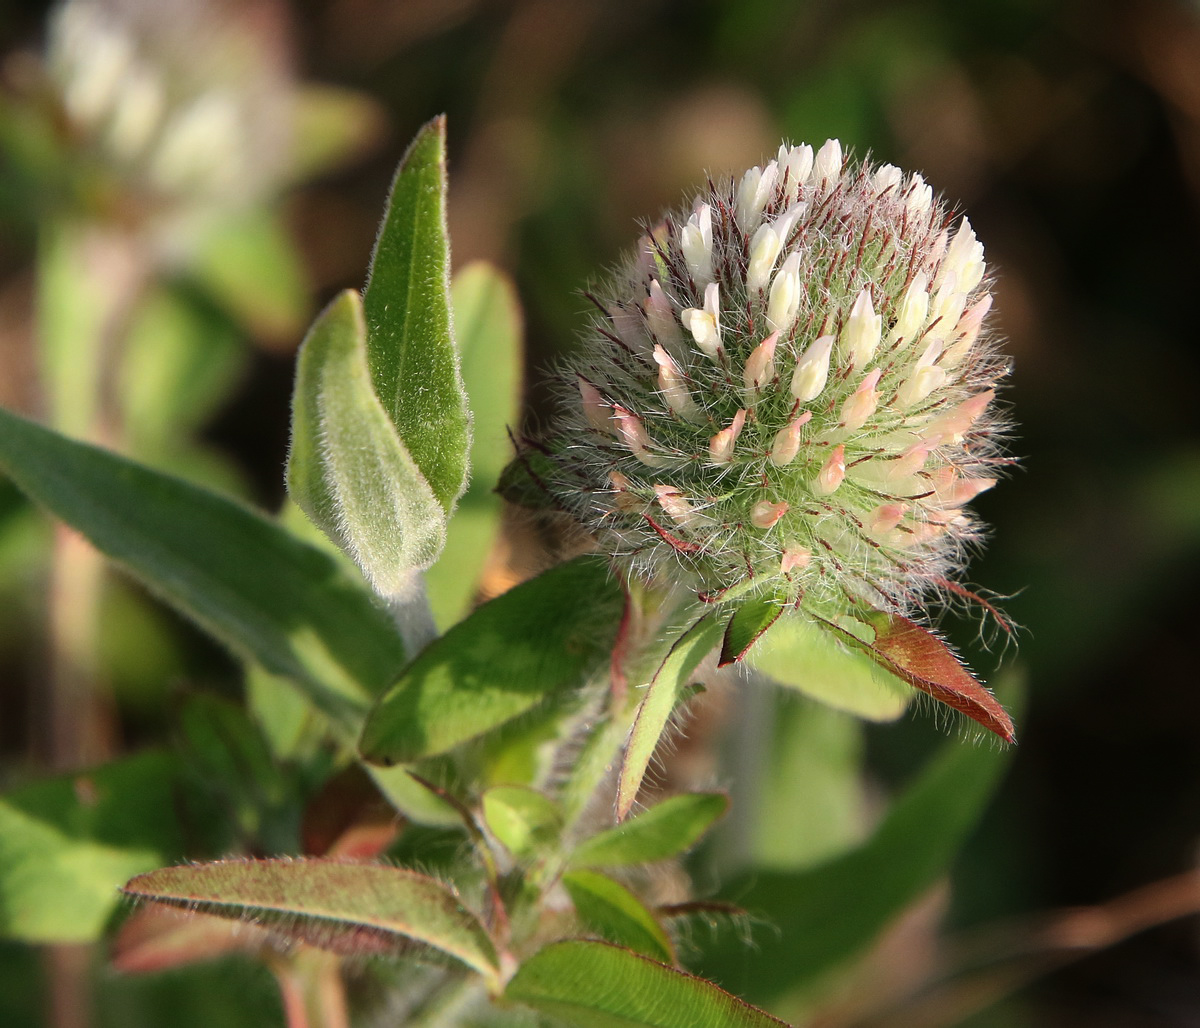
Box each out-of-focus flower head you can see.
[42,0,292,237]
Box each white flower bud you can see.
[767,252,802,335]
[615,406,669,467]
[873,164,903,195]
[578,377,614,434]
[897,339,948,408]
[680,282,722,358]
[905,173,933,215]
[644,280,683,348]
[780,543,812,573]
[681,204,714,284]
[778,143,814,203]
[746,224,783,295]
[654,485,704,527]
[840,368,882,430]
[708,409,746,465]
[888,273,930,348]
[790,335,834,402]
[813,139,843,188]
[943,293,993,366]
[751,499,789,529]
[653,345,697,419]
[736,161,779,229]
[106,62,165,160]
[840,289,882,367]
[769,411,812,467]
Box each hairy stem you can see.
[387,569,439,657]
[269,949,350,1028]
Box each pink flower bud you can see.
[578,376,613,434]
[708,409,746,465]
[614,405,668,467]
[751,499,790,529]
[743,330,780,396]
[769,410,812,467]
[815,444,846,495]
[840,369,882,430]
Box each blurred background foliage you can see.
[2,0,1200,1025]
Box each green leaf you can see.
[189,208,309,342]
[123,860,498,981]
[0,752,187,942]
[563,870,675,964]
[359,556,623,764]
[496,443,559,510]
[288,289,447,596]
[177,695,298,855]
[246,663,321,761]
[569,793,728,869]
[450,261,523,493]
[367,765,459,828]
[505,940,790,1027]
[118,285,248,460]
[288,85,385,184]
[748,612,910,722]
[0,406,406,731]
[694,677,1023,1004]
[481,786,561,860]
[361,114,470,513]
[746,696,865,871]
[617,614,724,820]
[426,261,523,627]
[719,599,784,667]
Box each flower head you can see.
[536,141,1009,628]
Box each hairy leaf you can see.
[289,85,385,184]
[360,557,623,763]
[122,859,498,981]
[361,114,469,512]
[617,614,724,820]
[288,289,446,596]
[505,940,789,1027]
[111,905,257,974]
[570,793,728,869]
[868,613,1015,742]
[481,786,561,860]
[563,870,674,963]
[0,405,406,730]
[719,599,784,667]
[748,612,910,722]
[190,208,308,342]
[496,440,561,510]
[821,613,1014,741]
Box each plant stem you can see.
[387,569,439,657]
[36,222,148,1028]
[405,975,485,1028]
[269,949,350,1028]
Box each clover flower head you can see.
[540,140,1010,628]
[45,0,292,209]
